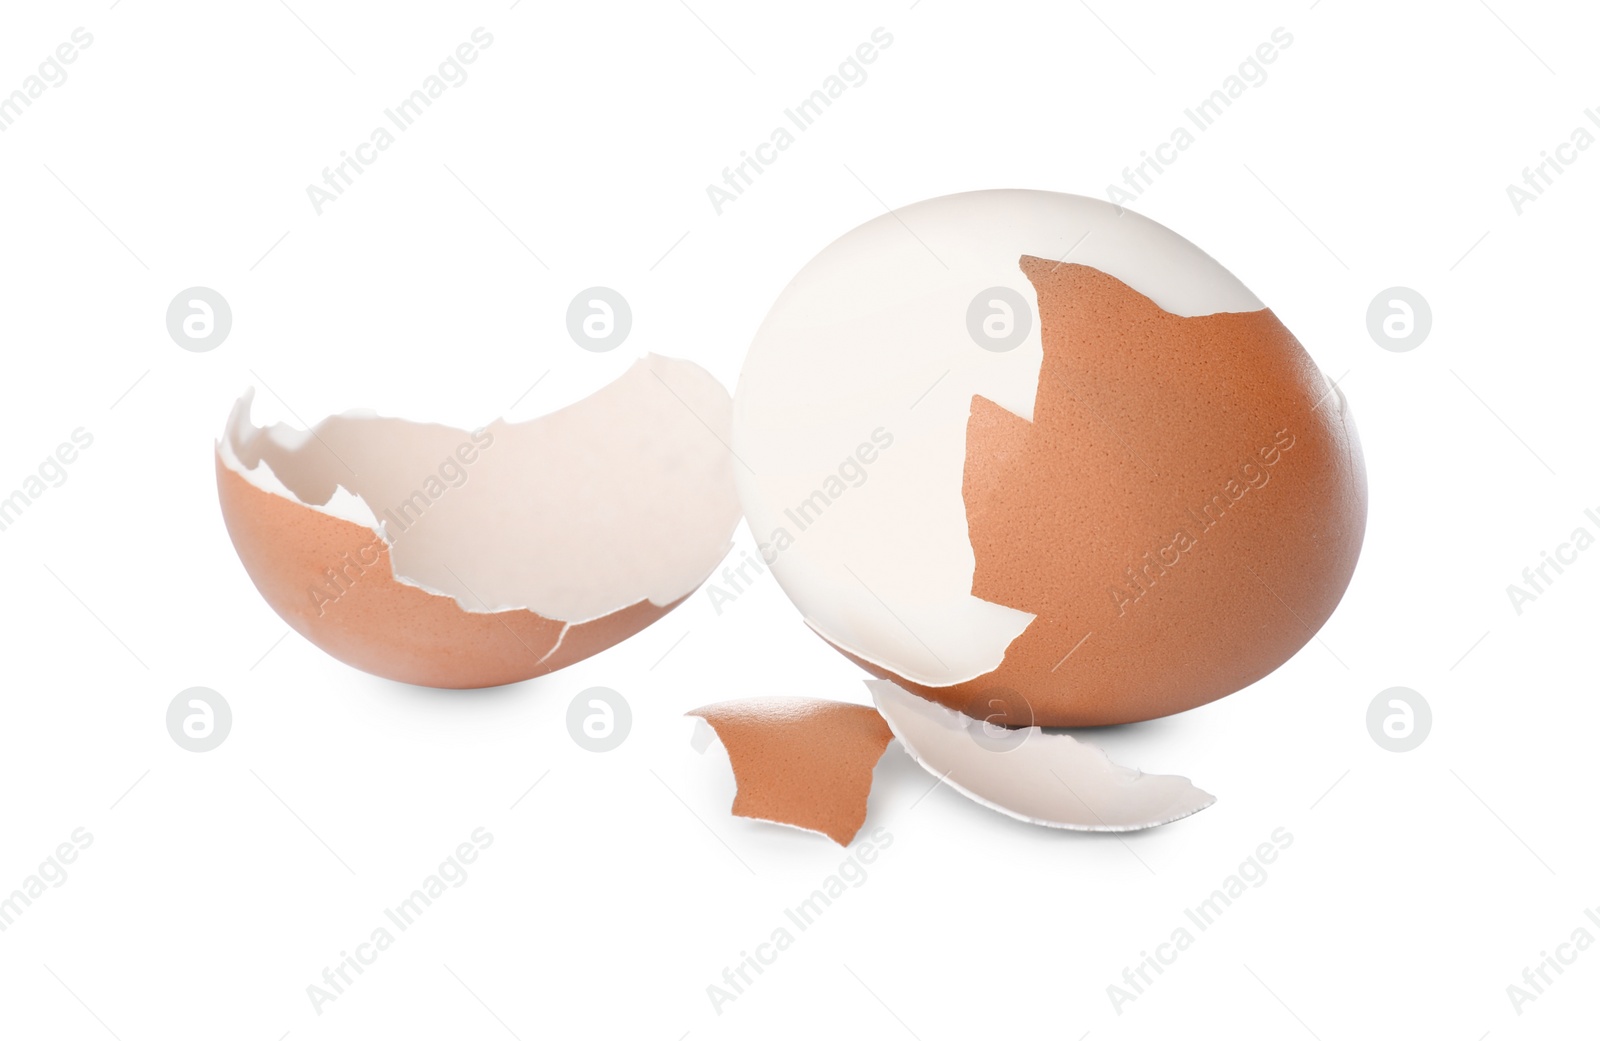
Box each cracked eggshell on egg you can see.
[215,354,740,688]
[733,190,1367,726]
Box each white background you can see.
[1,0,1596,1037]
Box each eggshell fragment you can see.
[688,698,894,845]
[868,681,1214,831]
[216,354,739,688]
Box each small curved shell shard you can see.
[688,698,894,846]
[868,680,1214,831]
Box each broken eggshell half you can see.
[215,354,740,688]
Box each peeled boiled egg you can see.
[216,354,739,688]
[732,190,1367,727]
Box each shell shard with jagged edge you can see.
[215,354,741,688]
[688,697,894,846]
[869,681,1214,831]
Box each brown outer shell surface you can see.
[689,698,894,846]
[216,454,680,688]
[830,259,1367,727]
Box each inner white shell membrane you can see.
[218,354,741,623]
[869,681,1214,831]
[733,190,1264,687]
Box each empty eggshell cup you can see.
[216,354,740,688]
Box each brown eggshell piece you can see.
[832,258,1367,726]
[216,452,679,688]
[688,698,894,845]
